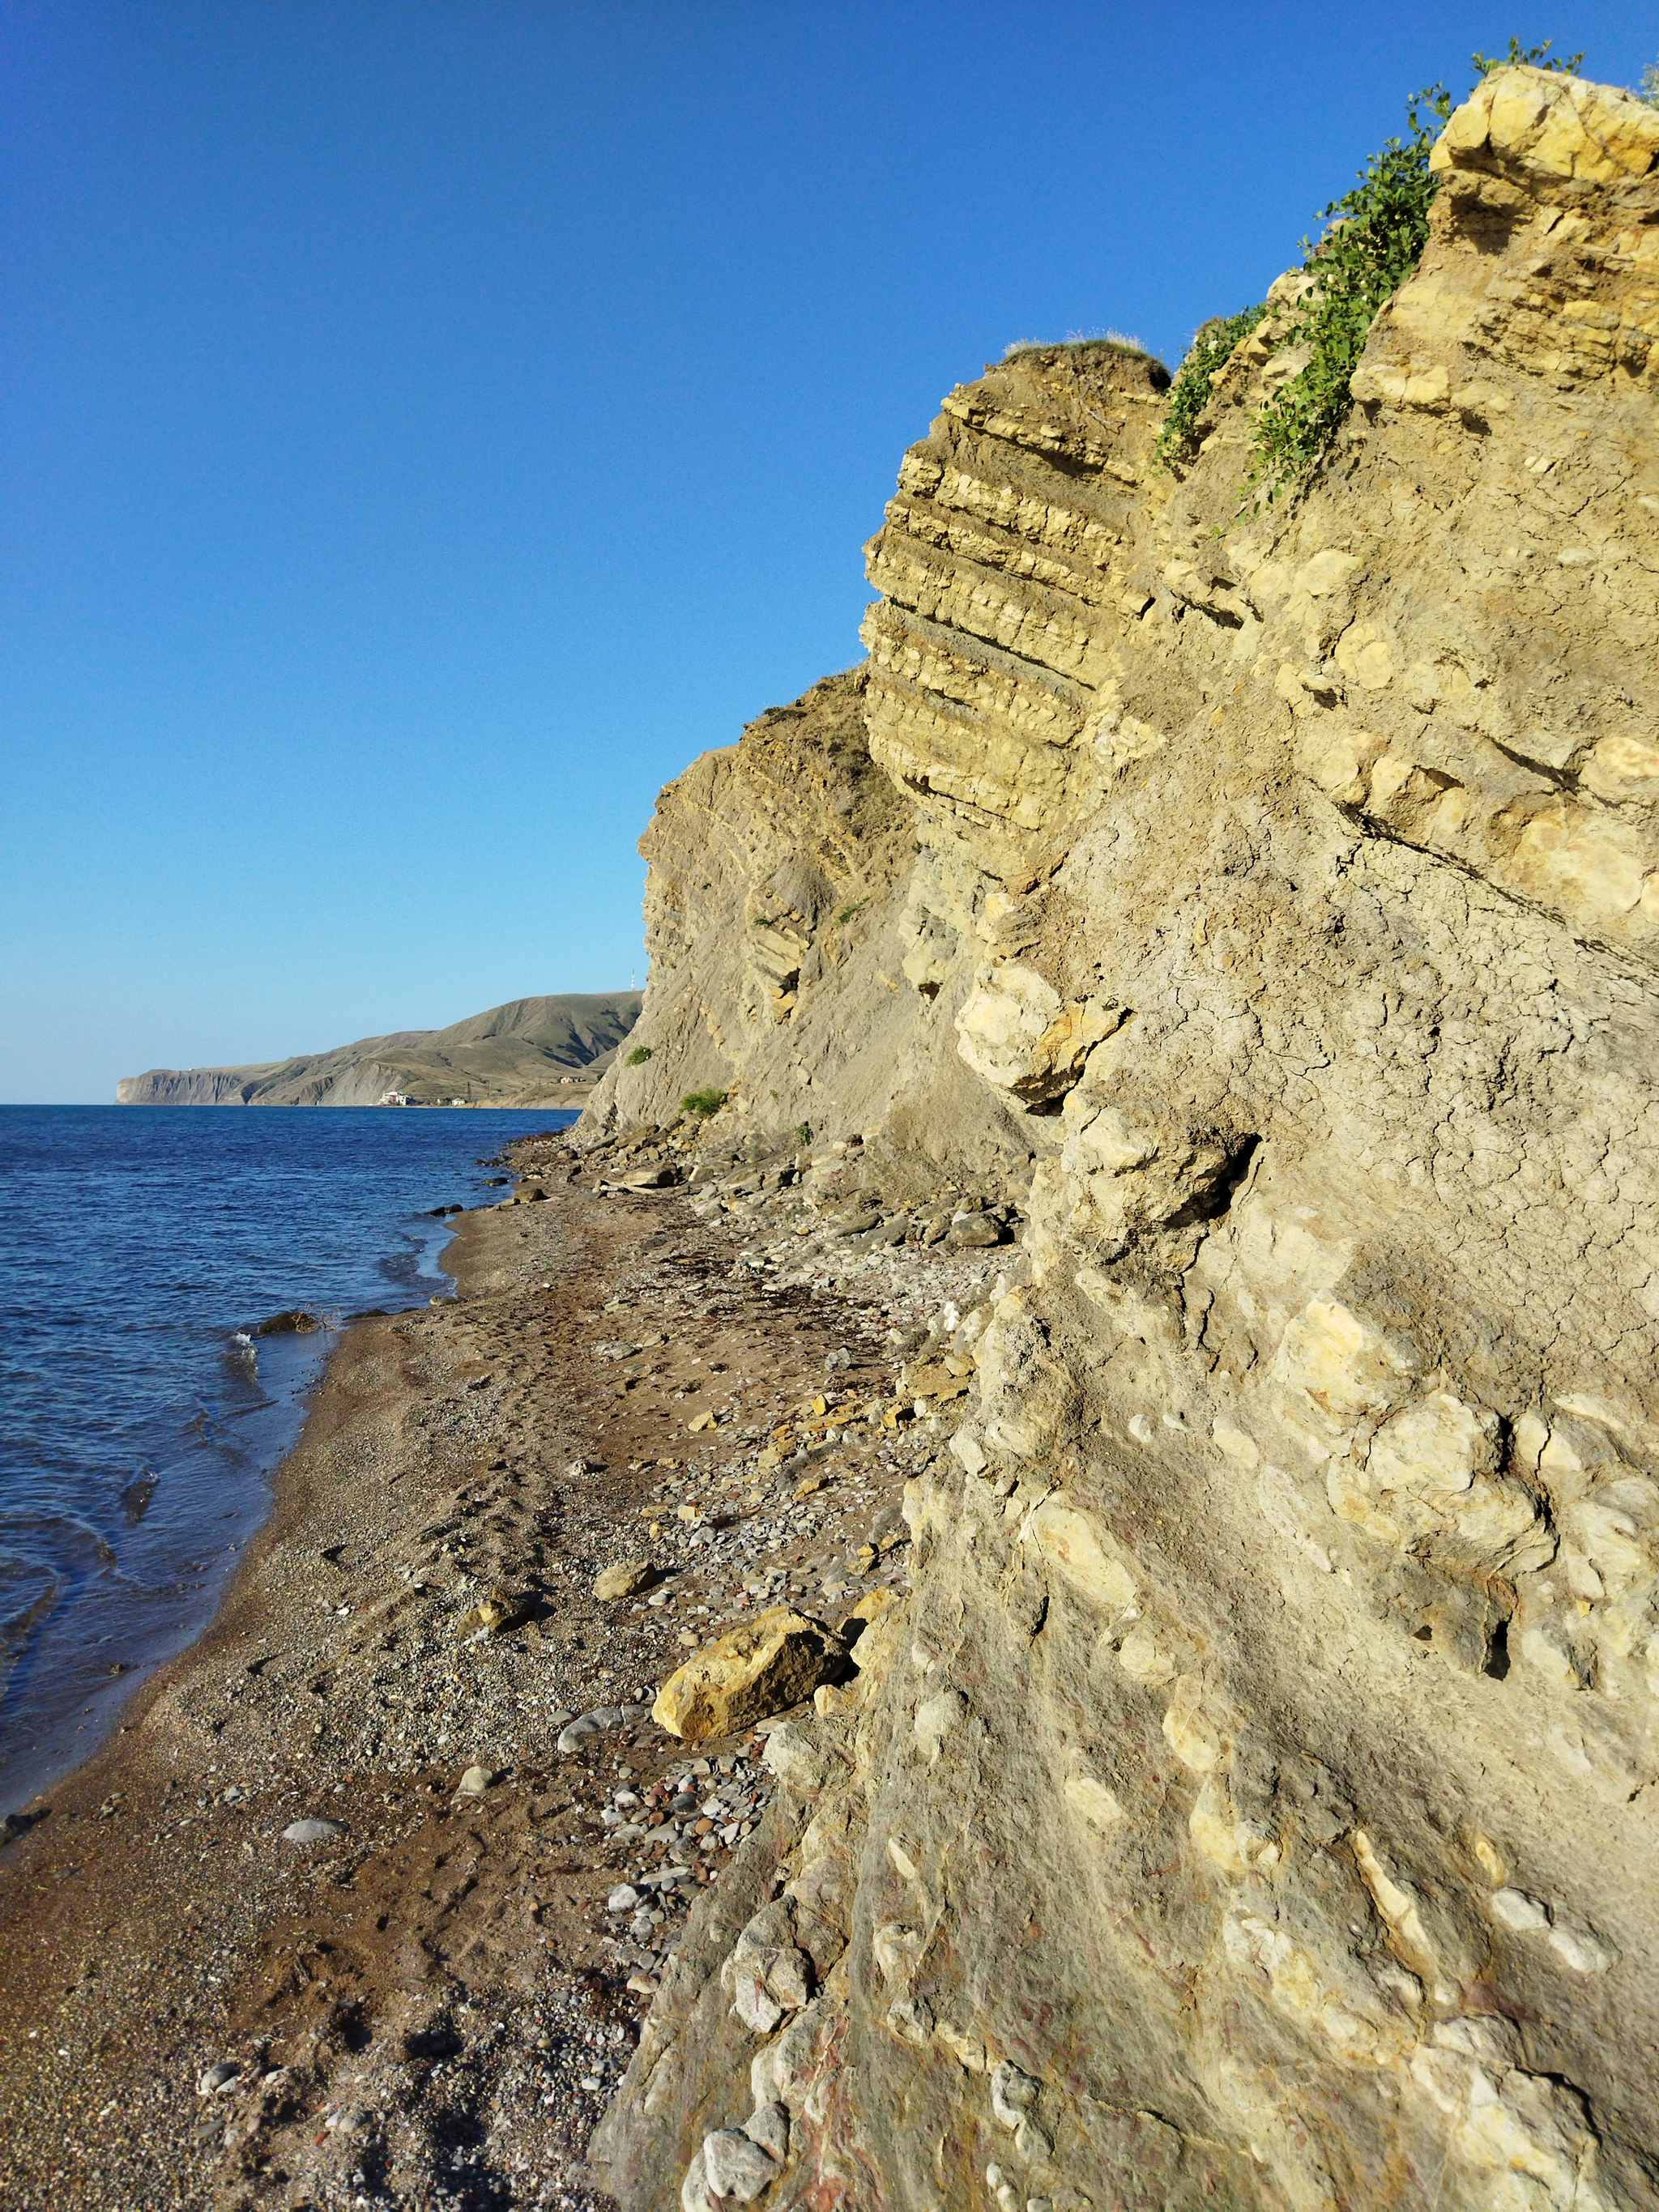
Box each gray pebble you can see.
[703,2127,777,2201]
[744,2101,790,2160]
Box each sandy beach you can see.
[0,1126,1000,2210]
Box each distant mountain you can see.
[117,991,642,1106]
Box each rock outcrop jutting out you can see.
[587,69,1659,2212]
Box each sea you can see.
[0,1103,577,1815]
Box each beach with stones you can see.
[0,1116,1021,2210]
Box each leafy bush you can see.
[1154,305,1267,470]
[680,1089,727,1119]
[795,1122,812,1146]
[1473,36,1584,75]
[1640,55,1659,105]
[1243,83,1451,506]
[835,897,869,927]
[625,1044,653,1065]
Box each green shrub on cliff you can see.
[1157,45,1602,505]
[680,1088,727,1118]
[1473,37,1583,75]
[1153,305,1267,471]
[625,1044,653,1065]
[1242,82,1451,506]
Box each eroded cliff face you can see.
[592,67,1659,2212]
[586,668,1028,1182]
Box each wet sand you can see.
[0,1132,989,2210]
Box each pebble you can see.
[595,1558,654,1600]
[457,1764,497,1795]
[557,1702,650,1754]
[703,2127,778,2202]
[197,2061,240,2095]
[608,1885,642,1912]
[746,2101,790,2160]
[281,1818,346,1844]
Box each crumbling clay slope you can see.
[594,68,1659,2212]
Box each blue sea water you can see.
[0,1103,576,1813]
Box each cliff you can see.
[586,668,1032,1181]
[588,65,1659,2212]
[116,991,642,1106]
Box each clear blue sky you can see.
[4,2,1653,1101]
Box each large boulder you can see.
[652,1608,848,1742]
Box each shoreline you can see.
[1,1309,370,1824]
[108,1092,599,1113]
[0,1111,518,1823]
[0,1126,999,2210]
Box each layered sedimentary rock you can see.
[591,68,1659,2211]
[117,991,640,1105]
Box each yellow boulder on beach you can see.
[594,1558,653,1600]
[454,1588,534,1639]
[652,1606,848,1743]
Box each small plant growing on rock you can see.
[1242,81,1452,506]
[625,1045,653,1065]
[1473,36,1584,75]
[835,898,868,927]
[1154,304,1267,470]
[795,1123,812,1146]
[680,1089,727,1119]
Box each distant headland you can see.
[116,991,641,1106]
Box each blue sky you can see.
[4,1,1655,1101]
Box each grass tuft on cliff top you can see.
[1001,330,1164,366]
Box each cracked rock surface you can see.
[588,65,1659,2212]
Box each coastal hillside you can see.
[117,989,642,1106]
[589,66,1659,2212]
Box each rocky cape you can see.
[582,67,1659,2212]
[117,990,642,1107]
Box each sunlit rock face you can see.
[592,68,1659,2212]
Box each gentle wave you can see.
[0,1102,573,1811]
